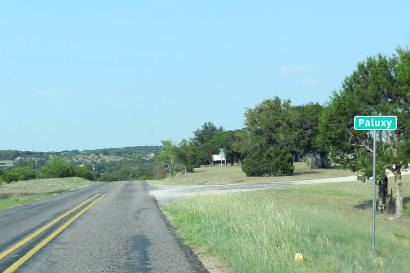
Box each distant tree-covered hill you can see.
[0,146,161,181]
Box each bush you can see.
[242,153,265,176]
[1,167,36,183]
[100,173,120,181]
[73,166,94,180]
[40,158,73,178]
[2,170,20,183]
[242,144,294,176]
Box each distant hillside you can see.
[0,146,161,181]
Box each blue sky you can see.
[1,1,409,151]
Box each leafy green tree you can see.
[231,129,251,163]
[292,103,328,167]
[225,130,245,164]
[318,49,410,217]
[242,97,295,176]
[193,122,223,145]
[202,130,243,165]
[202,131,230,163]
[156,140,180,176]
[175,140,202,172]
[40,158,74,178]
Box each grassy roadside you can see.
[163,175,410,273]
[149,162,356,185]
[0,177,92,211]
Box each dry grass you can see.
[150,162,356,185]
[0,177,91,194]
[0,177,92,210]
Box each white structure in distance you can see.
[212,154,226,166]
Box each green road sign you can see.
[353,115,398,256]
[354,116,397,130]
[218,148,226,161]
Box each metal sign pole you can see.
[372,130,376,256]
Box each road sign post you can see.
[372,130,376,256]
[219,148,226,166]
[354,116,397,256]
[218,148,226,183]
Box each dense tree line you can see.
[2,158,157,183]
[156,123,246,176]
[157,49,409,217]
[157,101,324,177]
[0,158,94,183]
[0,146,160,182]
[96,160,157,181]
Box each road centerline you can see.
[0,193,101,261]
[2,194,106,273]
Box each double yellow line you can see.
[0,193,105,273]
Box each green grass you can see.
[0,177,92,211]
[404,200,410,217]
[164,175,410,273]
[149,162,356,185]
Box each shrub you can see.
[19,166,36,180]
[138,175,152,180]
[242,153,265,176]
[242,144,294,176]
[40,158,73,178]
[1,167,36,183]
[2,170,20,183]
[73,166,94,180]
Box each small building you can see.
[211,155,226,166]
[0,160,14,168]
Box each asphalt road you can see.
[0,181,208,273]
